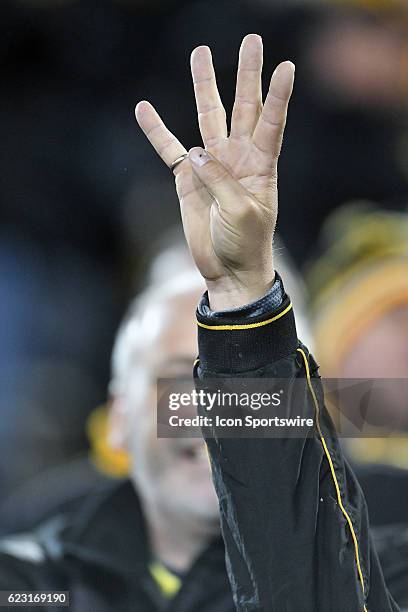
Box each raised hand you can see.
[135,34,294,309]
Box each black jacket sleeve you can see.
[195,292,399,612]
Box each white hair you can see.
[110,268,204,397]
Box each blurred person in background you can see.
[308,204,408,391]
[262,0,408,264]
[0,230,311,601]
[307,203,408,605]
[0,270,235,611]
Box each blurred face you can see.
[341,306,408,380]
[306,16,405,109]
[116,288,219,530]
[340,305,408,429]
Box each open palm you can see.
[136,34,294,307]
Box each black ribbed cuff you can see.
[196,294,298,375]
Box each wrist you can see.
[206,271,276,310]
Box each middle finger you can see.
[230,34,263,140]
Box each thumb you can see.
[188,147,247,210]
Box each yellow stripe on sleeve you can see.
[297,348,368,612]
[197,303,293,331]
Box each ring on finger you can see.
[170,153,188,172]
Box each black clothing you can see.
[0,480,234,612]
[0,290,406,610]
[196,293,400,611]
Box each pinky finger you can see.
[135,101,188,174]
[252,61,295,162]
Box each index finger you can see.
[135,101,188,174]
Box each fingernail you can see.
[189,147,211,167]
[273,61,295,77]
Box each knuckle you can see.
[158,138,175,155]
[204,135,220,147]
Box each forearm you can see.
[195,280,399,612]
